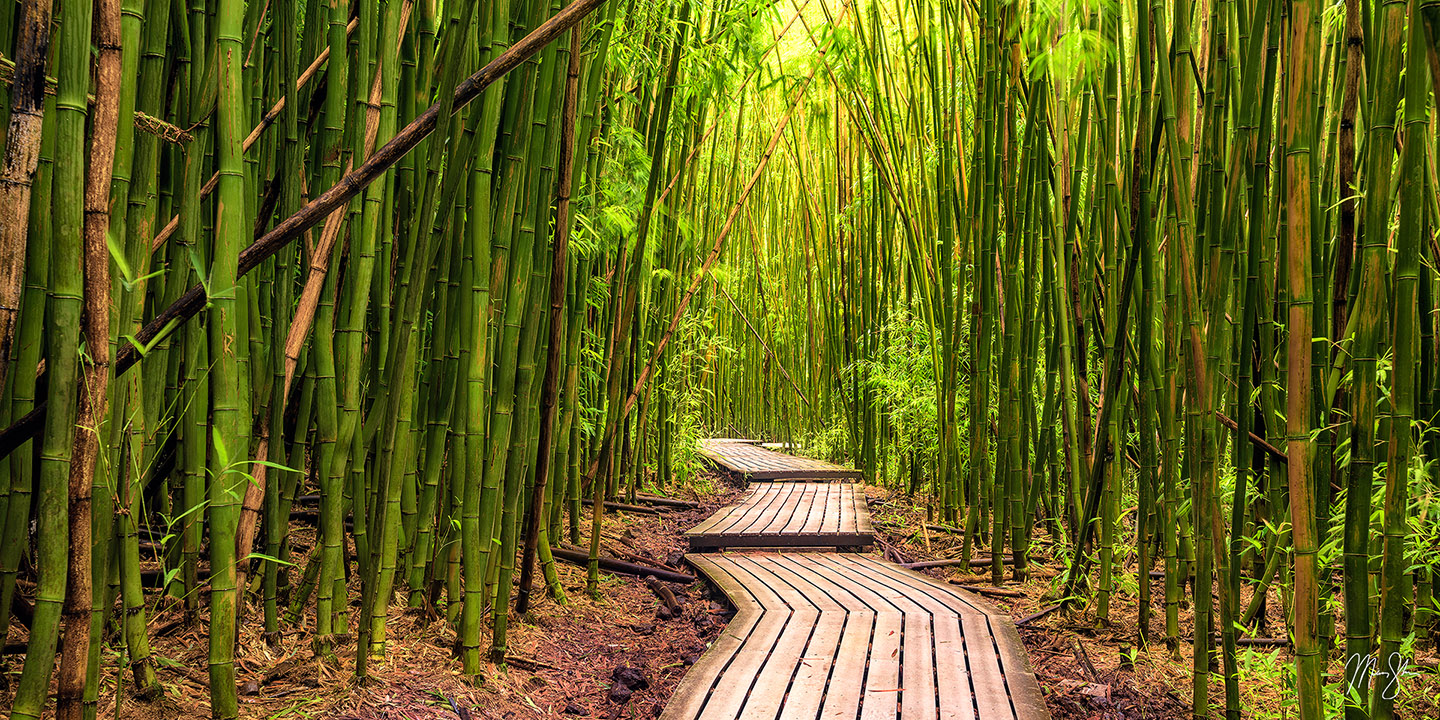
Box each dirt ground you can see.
[863,487,1440,720]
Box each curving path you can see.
[664,442,1049,720]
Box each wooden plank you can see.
[819,555,1043,719]
[686,488,756,535]
[861,563,1024,718]
[791,555,904,720]
[698,492,755,537]
[697,438,864,481]
[794,484,816,533]
[855,485,874,534]
[731,557,823,719]
[857,556,997,617]
[684,483,874,551]
[898,597,938,720]
[702,487,767,536]
[798,483,829,534]
[778,483,819,534]
[662,557,764,720]
[671,552,1046,720]
[750,468,863,481]
[728,482,793,534]
[827,556,953,720]
[934,611,979,720]
[810,482,831,534]
[763,484,807,535]
[833,482,851,535]
[784,556,872,720]
[813,555,935,720]
[753,556,847,720]
[960,613,1015,720]
[686,532,874,550]
[990,619,1049,720]
[685,510,730,536]
[693,556,794,720]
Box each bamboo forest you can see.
[0,0,1439,717]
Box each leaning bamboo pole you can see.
[0,0,613,460]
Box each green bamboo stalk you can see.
[206,0,256,706]
[1347,4,1409,709]
[1372,6,1429,717]
[10,0,92,711]
[517,21,583,616]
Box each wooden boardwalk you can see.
[697,439,863,481]
[663,553,1049,720]
[684,482,874,551]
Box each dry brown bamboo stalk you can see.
[0,0,55,407]
[54,0,122,716]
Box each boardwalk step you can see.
[697,439,864,481]
[664,553,1049,720]
[684,482,874,551]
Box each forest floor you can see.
[863,487,1440,720]
[0,475,743,720]
[9,474,1440,719]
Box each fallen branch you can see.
[596,541,683,574]
[633,494,698,509]
[504,655,558,672]
[966,557,1015,568]
[1072,638,1099,682]
[877,537,911,564]
[1016,604,1062,626]
[903,554,1046,571]
[901,558,973,570]
[581,499,662,515]
[548,547,693,584]
[645,576,681,616]
[1235,637,1289,648]
[950,582,1025,598]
